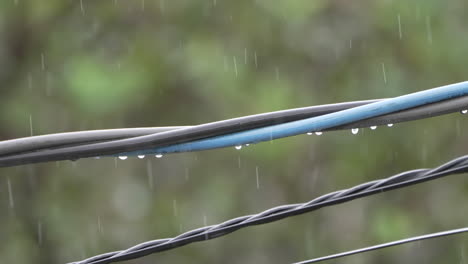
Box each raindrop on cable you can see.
[306,132,313,135]
[370,126,377,130]
[387,123,394,127]
[235,145,242,150]
[461,109,468,114]
[155,154,163,158]
[137,155,145,159]
[245,144,250,147]
[118,156,128,160]
[351,128,359,135]
[315,131,323,135]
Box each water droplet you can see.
[137,155,145,159]
[306,132,313,135]
[387,123,394,127]
[235,145,242,150]
[245,144,250,146]
[351,128,359,134]
[94,156,101,159]
[118,156,128,160]
[155,154,163,158]
[315,131,323,135]
[461,109,468,114]
[370,126,377,130]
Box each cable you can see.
[293,227,468,263]
[0,99,378,166]
[139,81,468,155]
[2,86,468,167]
[3,95,467,157]
[0,100,376,156]
[69,155,468,264]
[0,127,184,155]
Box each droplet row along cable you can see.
[70,155,468,264]
[2,81,468,167]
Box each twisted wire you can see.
[2,81,468,167]
[70,155,468,264]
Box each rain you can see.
[0,1,467,263]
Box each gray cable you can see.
[0,127,184,155]
[293,227,468,263]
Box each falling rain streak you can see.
[397,14,402,39]
[233,56,238,77]
[255,166,260,189]
[29,115,33,136]
[41,53,45,70]
[7,178,14,208]
[426,16,433,45]
[80,0,85,15]
[381,63,387,84]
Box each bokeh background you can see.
[1,0,468,263]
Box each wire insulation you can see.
[293,227,468,263]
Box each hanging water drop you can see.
[370,126,377,130]
[137,155,145,159]
[235,145,242,150]
[387,123,394,127]
[315,131,323,135]
[306,132,313,135]
[245,144,250,146]
[155,154,163,158]
[461,109,468,114]
[351,128,359,134]
[118,156,128,160]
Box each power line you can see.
[2,82,468,167]
[69,155,468,264]
[293,227,468,263]
[142,81,468,155]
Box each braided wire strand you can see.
[70,155,468,264]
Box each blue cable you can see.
[120,81,468,156]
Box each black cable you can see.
[69,155,468,264]
[0,127,183,155]
[2,96,468,167]
[293,227,468,263]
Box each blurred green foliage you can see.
[1,0,468,263]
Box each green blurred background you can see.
[1,0,468,263]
